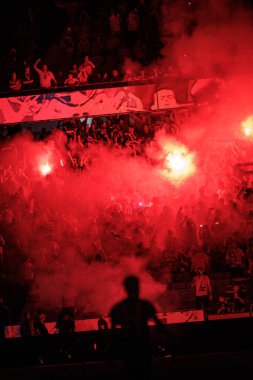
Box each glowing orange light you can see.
[161,143,195,184]
[241,115,253,137]
[40,162,52,176]
[245,127,251,136]
[167,152,187,172]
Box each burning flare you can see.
[167,152,188,172]
[161,142,196,183]
[241,115,253,137]
[39,162,52,176]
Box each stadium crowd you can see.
[1,0,253,342]
[0,106,253,334]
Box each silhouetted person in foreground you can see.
[110,275,168,379]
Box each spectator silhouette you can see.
[110,275,168,379]
[98,314,108,330]
[20,310,35,337]
[55,307,75,361]
[97,314,110,359]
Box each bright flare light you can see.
[161,143,196,184]
[167,153,187,172]
[241,115,253,137]
[39,162,52,176]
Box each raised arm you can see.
[33,58,42,73]
[89,59,96,69]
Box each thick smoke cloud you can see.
[1,132,178,315]
[158,0,253,77]
[1,103,251,318]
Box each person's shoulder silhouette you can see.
[110,275,157,341]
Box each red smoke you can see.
[1,96,252,316]
[160,0,253,77]
[3,0,253,318]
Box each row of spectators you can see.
[19,111,183,160]
[2,0,249,94]
[0,0,166,92]
[1,0,216,93]
[61,112,182,159]
[6,55,179,92]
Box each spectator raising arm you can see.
[33,58,57,88]
[33,58,42,74]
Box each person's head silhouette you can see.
[124,275,139,299]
